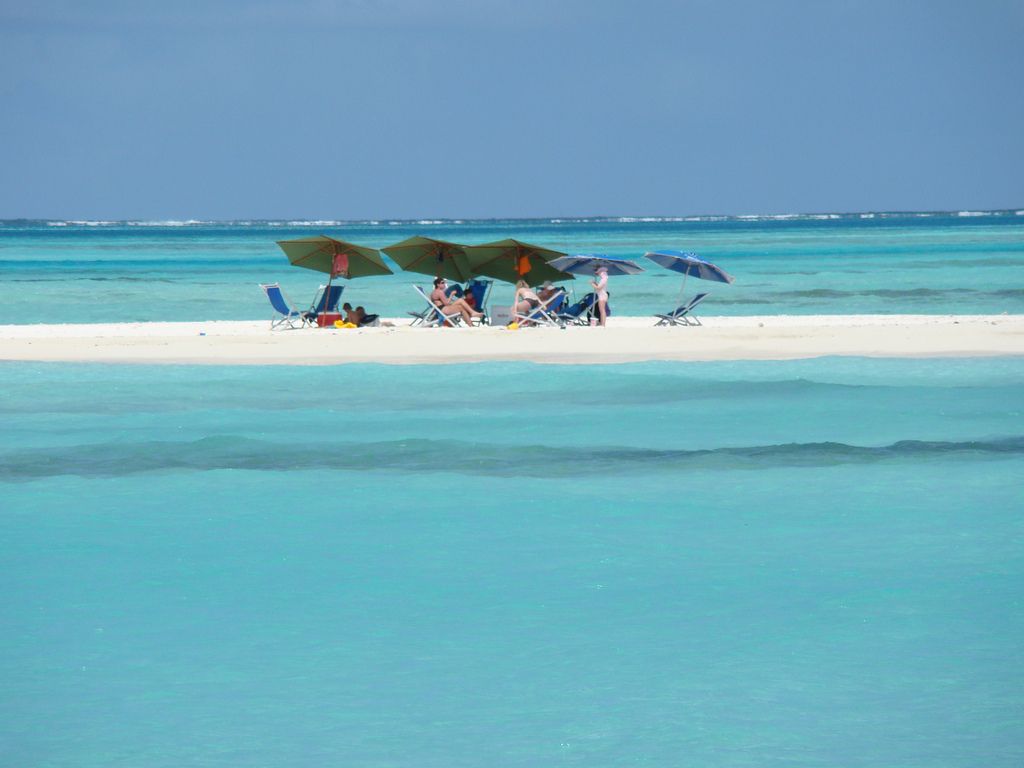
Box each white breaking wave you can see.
[23,209,1021,229]
[50,220,118,226]
[127,219,207,227]
[614,216,686,223]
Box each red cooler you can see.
[316,312,342,328]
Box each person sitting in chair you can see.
[430,277,483,325]
[512,279,542,315]
[537,280,561,303]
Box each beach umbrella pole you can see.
[324,250,338,325]
[325,274,333,324]
[676,270,690,307]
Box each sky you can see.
[1,0,1022,219]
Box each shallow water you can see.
[2,212,1023,323]
[2,357,1022,766]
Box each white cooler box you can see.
[488,306,512,326]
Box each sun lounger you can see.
[260,283,311,330]
[654,292,709,326]
[411,285,464,327]
[556,292,605,325]
[407,303,431,326]
[465,279,493,322]
[408,286,446,326]
[308,284,345,320]
[514,291,567,327]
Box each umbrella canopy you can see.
[547,254,645,276]
[276,236,392,279]
[644,250,734,284]
[463,239,573,284]
[382,236,473,282]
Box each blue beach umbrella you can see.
[645,250,735,303]
[644,250,735,284]
[547,254,645,276]
[547,254,643,323]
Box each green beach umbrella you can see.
[276,235,392,280]
[381,236,474,282]
[464,239,574,285]
[276,236,392,317]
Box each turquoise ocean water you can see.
[2,357,1022,766]
[2,213,1023,765]
[2,211,1024,322]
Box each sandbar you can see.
[0,315,1021,365]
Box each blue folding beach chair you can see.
[556,292,611,325]
[654,292,709,326]
[260,283,311,330]
[464,278,493,322]
[308,284,345,320]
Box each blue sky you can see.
[1,0,1022,219]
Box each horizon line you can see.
[2,207,1023,227]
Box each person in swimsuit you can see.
[355,306,380,326]
[537,280,560,303]
[430,277,483,325]
[342,302,363,325]
[590,266,609,326]
[512,279,542,324]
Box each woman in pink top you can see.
[590,266,609,326]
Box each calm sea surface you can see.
[2,212,1022,764]
[2,211,1023,323]
[2,357,1022,766]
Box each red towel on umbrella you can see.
[332,253,349,278]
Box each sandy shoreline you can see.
[1,315,1021,365]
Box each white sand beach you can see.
[1,315,1021,365]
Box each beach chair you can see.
[556,293,598,326]
[514,291,567,327]
[408,285,446,326]
[308,284,345,320]
[654,292,709,326]
[411,285,464,327]
[260,283,311,330]
[464,279,493,323]
[407,302,431,326]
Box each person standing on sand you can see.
[590,266,609,326]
